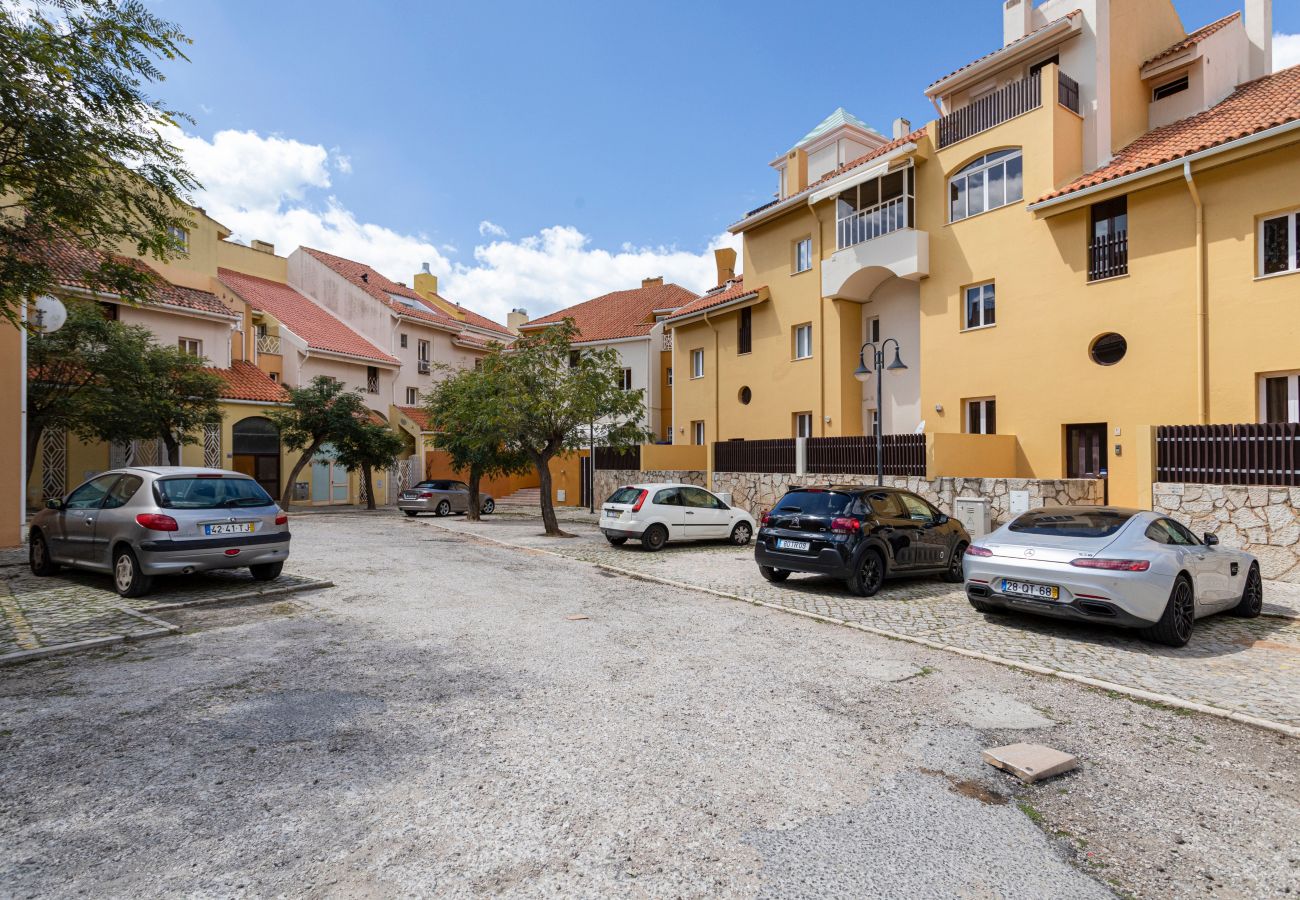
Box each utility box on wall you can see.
[954,496,992,539]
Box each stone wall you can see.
[710,472,1104,523]
[1152,482,1300,581]
[592,469,707,505]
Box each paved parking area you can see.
[431,517,1300,732]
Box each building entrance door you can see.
[1066,424,1108,502]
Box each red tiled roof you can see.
[394,405,431,431]
[524,281,699,342]
[926,10,1082,91]
[205,361,287,403]
[1037,65,1300,203]
[453,331,494,349]
[217,268,399,365]
[1144,12,1240,68]
[665,278,764,323]
[444,304,514,339]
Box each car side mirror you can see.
[935,513,949,525]
[45,498,63,510]
[1203,533,1219,547]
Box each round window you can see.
[738,386,752,405]
[1090,333,1127,366]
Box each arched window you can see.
[232,417,280,455]
[949,149,1023,222]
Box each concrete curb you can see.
[438,523,1300,741]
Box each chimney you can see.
[507,308,529,333]
[642,276,664,288]
[1003,0,1033,46]
[1245,0,1273,80]
[783,147,808,197]
[892,117,912,139]
[413,266,439,301]
[713,247,737,286]
[250,239,275,255]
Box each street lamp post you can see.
[853,338,908,486]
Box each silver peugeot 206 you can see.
[962,506,1262,647]
[28,467,291,598]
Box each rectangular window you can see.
[691,348,704,379]
[965,397,997,434]
[400,333,408,349]
[950,150,1022,223]
[964,283,995,330]
[168,226,189,252]
[1089,196,1129,281]
[692,420,705,446]
[794,412,813,438]
[568,349,581,368]
[620,368,633,390]
[737,307,752,354]
[794,323,813,360]
[1153,75,1189,101]
[269,372,279,383]
[417,339,430,361]
[367,366,379,394]
[405,387,418,405]
[794,237,813,273]
[1260,373,1300,423]
[667,367,673,386]
[867,316,881,345]
[178,337,202,357]
[1260,210,1300,276]
[474,358,483,370]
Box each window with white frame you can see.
[405,387,418,405]
[620,368,633,390]
[177,337,202,357]
[1260,209,1300,277]
[794,412,813,438]
[866,316,881,345]
[949,149,1023,222]
[400,333,408,349]
[793,323,813,360]
[1260,372,1300,423]
[965,397,997,434]
[417,339,430,362]
[964,282,996,329]
[690,348,704,379]
[168,226,189,252]
[691,420,705,445]
[836,167,914,249]
[794,237,813,274]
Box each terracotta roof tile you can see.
[1038,65,1300,203]
[1143,11,1240,68]
[205,361,287,403]
[926,10,1082,91]
[217,268,399,365]
[665,278,764,323]
[524,281,699,342]
[394,405,431,431]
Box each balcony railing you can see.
[1088,231,1128,281]
[1058,71,1081,114]
[255,333,281,355]
[837,195,910,250]
[938,70,1042,149]
[662,330,673,351]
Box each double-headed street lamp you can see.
[853,338,908,486]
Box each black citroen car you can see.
[754,485,971,596]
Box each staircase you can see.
[494,487,542,512]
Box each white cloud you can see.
[1276,33,1300,72]
[173,127,741,325]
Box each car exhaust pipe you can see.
[182,566,195,575]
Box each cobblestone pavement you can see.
[431,517,1300,730]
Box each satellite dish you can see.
[31,295,67,334]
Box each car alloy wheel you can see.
[481,499,495,515]
[436,500,451,517]
[850,548,885,597]
[114,552,134,594]
[1171,579,1195,642]
[29,532,56,576]
[944,542,967,583]
[731,522,752,545]
[1232,564,1263,618]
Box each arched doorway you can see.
[232,417,281,498]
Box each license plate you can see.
[204,523,254,535]
[776,538,811,552]
[603,509,622,519]
[1001,579,1059,600]
[401,492,417,500]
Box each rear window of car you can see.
[607,487,643,504]
[1009,508,1133,538]
[154,477,275,510]
[775,490,853,517]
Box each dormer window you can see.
[1153,76,1189,101]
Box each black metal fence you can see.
[806,435,927,476]
[713,439,796,474]
[593,445,641,471]
[1156,423,1300,486]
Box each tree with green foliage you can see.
[335,415,406,511]
[267,376,371,507]
[0,0,198,325]
[423,362,530,522]
[493,319,648,536]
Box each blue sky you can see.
[153,0,1299,322]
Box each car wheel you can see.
[1230,563,1263,618]
[403,510,419,518]
[847,547,886,597]
[943,542,967,583]
[250,561,284,582]
[481,498,495,515]
[730,521,753,546]
[759,566,790,583]
[1139,575,1196,647]
[606,536,628,546]
[29,531,59,576]
[435,500,451,517]
[641,524,668,552]
[112,546,153,599]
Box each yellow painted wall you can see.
[216,240,288,283]
[928,432,1020,478]
[1108,0,1186,154]
[641,442,707,472]
[424,450,540,498]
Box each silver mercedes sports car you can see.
[962,506,1261,647]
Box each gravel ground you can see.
[0,512,1296,898]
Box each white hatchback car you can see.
[600,483,756,551]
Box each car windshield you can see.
[775,490,853,517]
[1009,508,1133,538]
[607,487,643,505]
[155,476,275,509]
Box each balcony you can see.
[255,333,281,355]
[937,69,1080,149]
[823,167,927,299]
[1088,231,1128,282]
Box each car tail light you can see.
[760,510,771,527]
[224,548,240,556]
[965,545,993,557]
[831,517,861,534]
[1070,558,1151,572]
[135,513,178,532]
[631,489,649,512]
[418,491,434,499]
[275,513,288,526]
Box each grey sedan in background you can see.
[28,467,291,597]
[398,480,495,517]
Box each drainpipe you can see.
[702,307,719,488]
[1183,161,1208,424]
[810,201,827,436]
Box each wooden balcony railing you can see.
[713,439,796,474]
[938,70,1042,148]
[1088,231,1128,281]
[806,435,927,477]
[1157,423,1300,486]
[1058,71,1081,114]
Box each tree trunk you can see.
[535,453,561,536]
[25,424,43,487]
[162,432,181,466]
[466,465,482,522]
[362,462,376,510]
[280,442,319,507]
